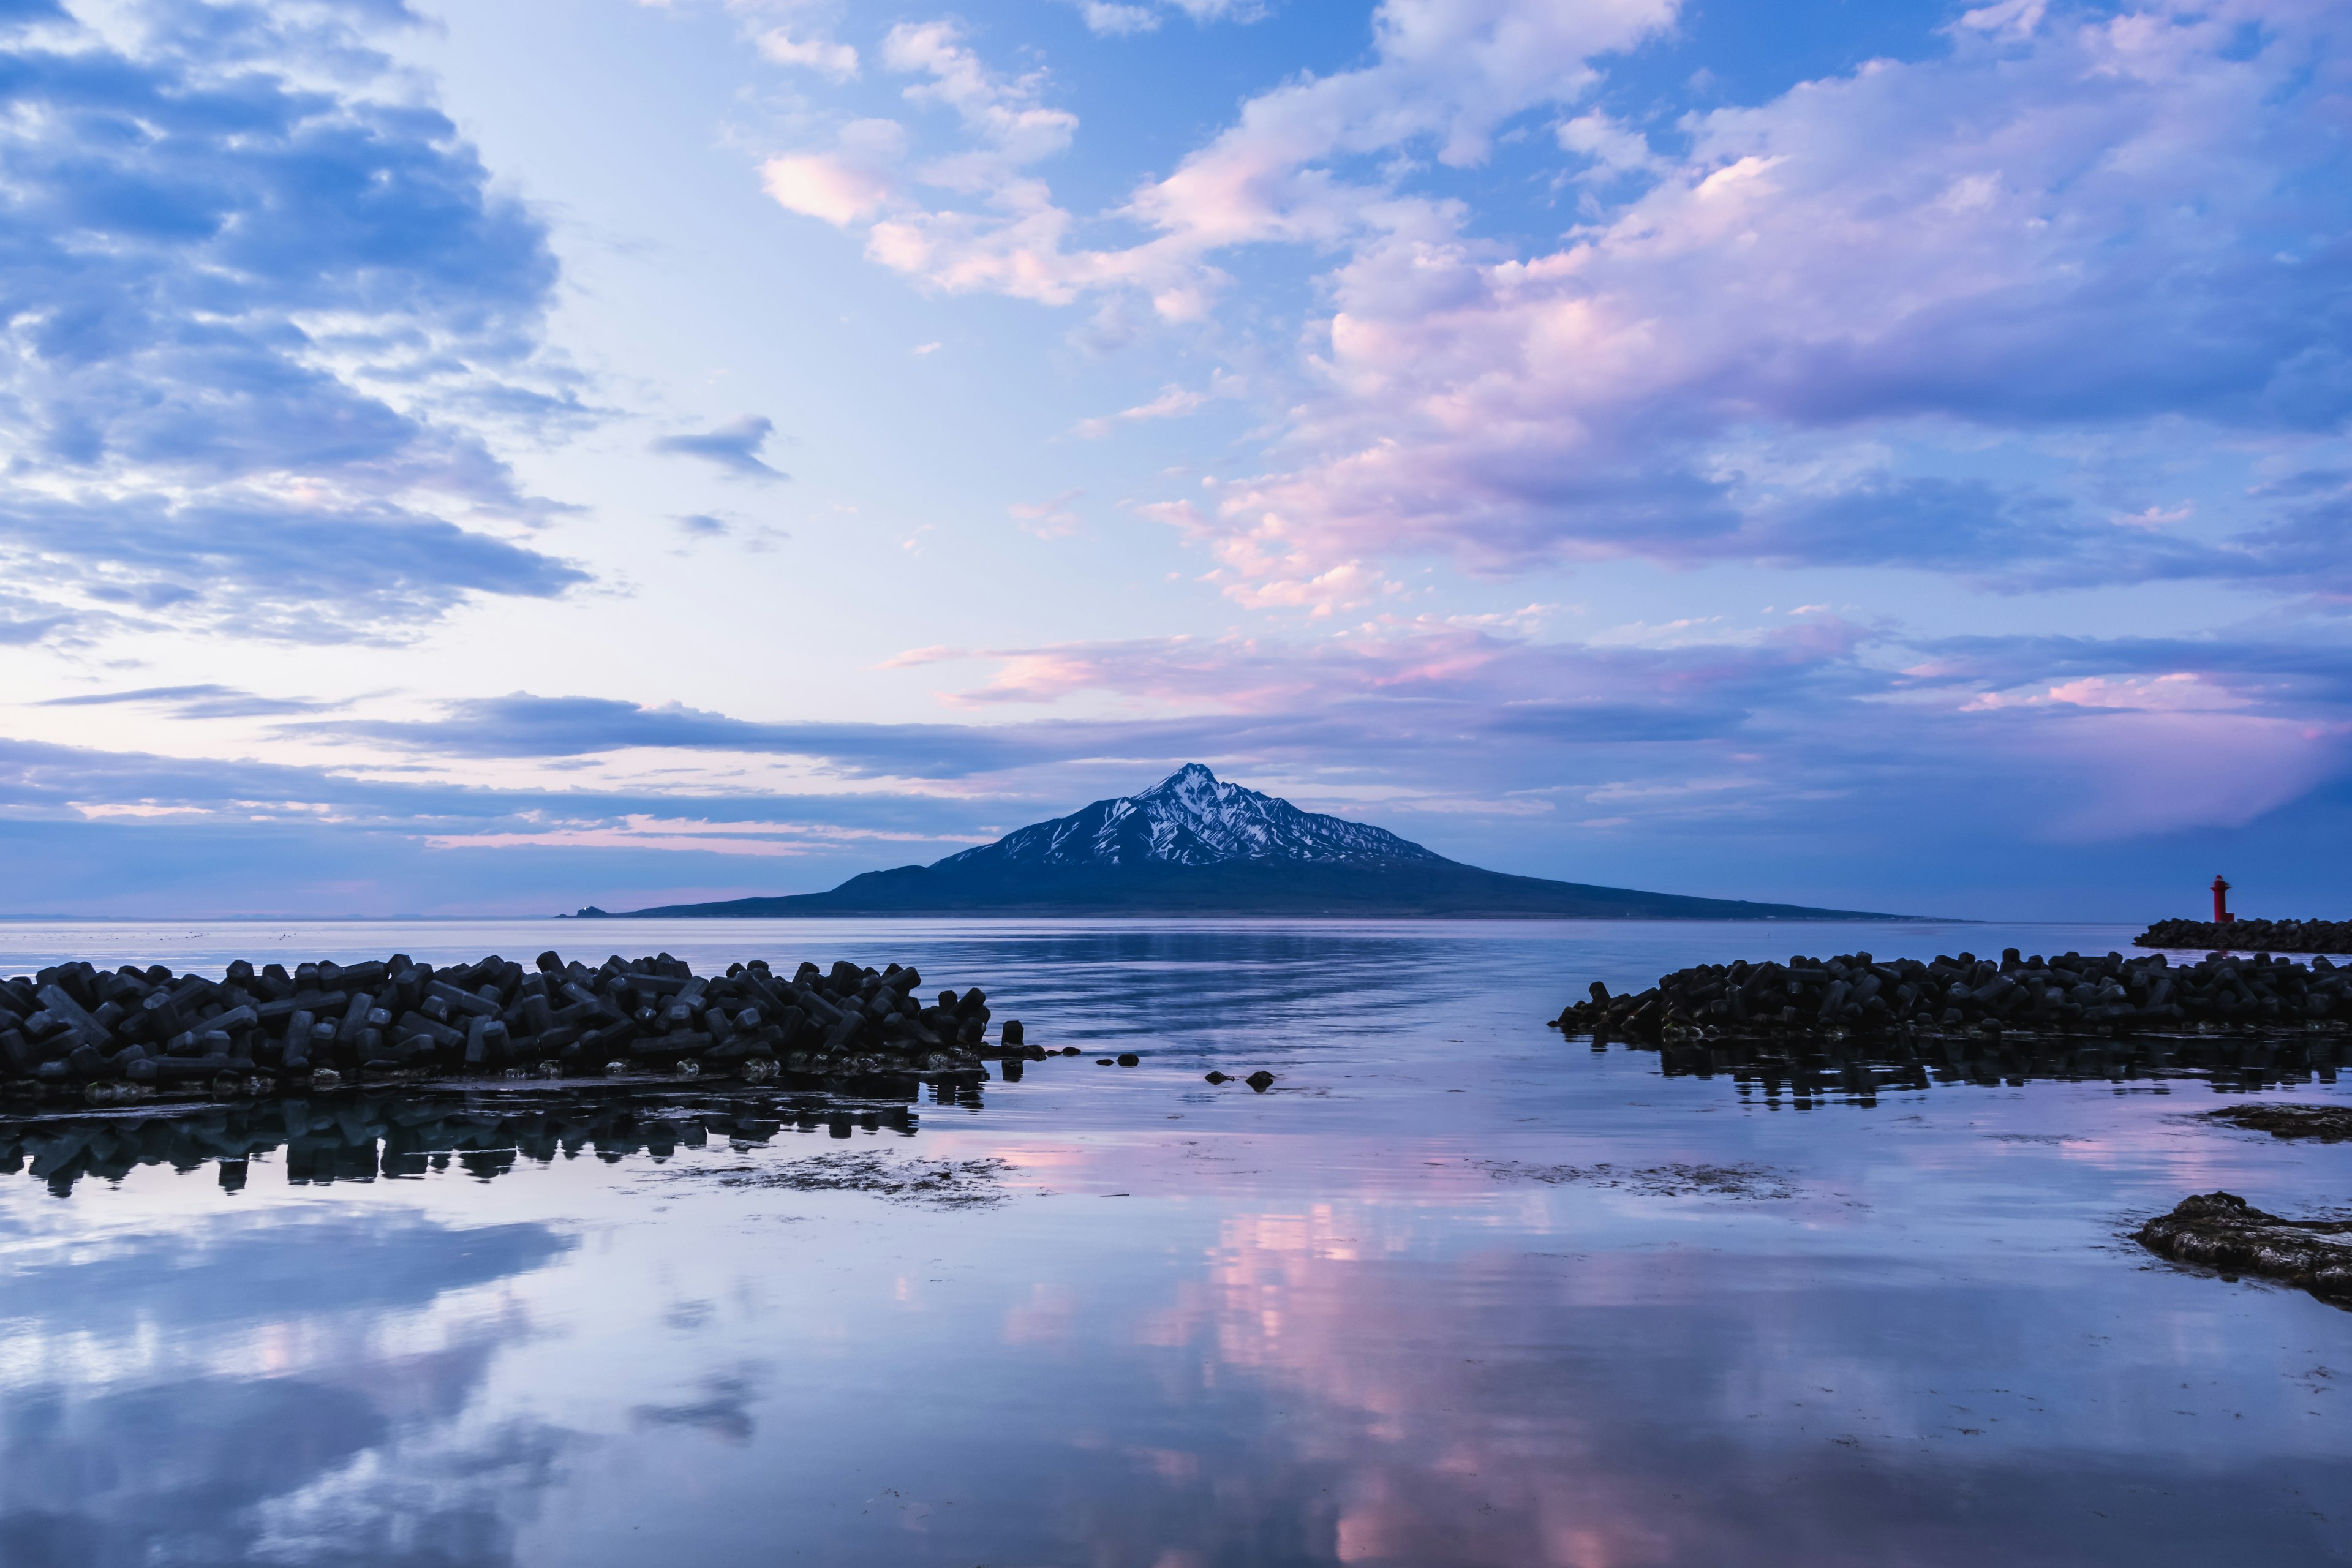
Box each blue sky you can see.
[1,0,2347,918]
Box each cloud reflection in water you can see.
[0,919,2346,1566]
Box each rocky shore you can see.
[2133,1192,2352,1309]
[2135,917,2352,954]
[0,950,1039,1107]
[1552,947,2351,1045]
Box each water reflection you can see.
[0,1088,960,1197]
[0,1209,576,1568]
[1131,1208,2351,1567]
[1632,1027,2346,1100]
[0,920,2345,1567]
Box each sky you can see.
[0,0,2347,920]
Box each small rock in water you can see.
[2203,1103,2352,1142]
[1204,1071,1230,1084]
[1061,1046,1082,1057]
[1245,1070,1275,1092]
[1096,1057,1115,1066]
[1117,1052,1140,1067]
[2134,1191,2352,1307]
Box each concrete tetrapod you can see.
[0,951,1035,1106]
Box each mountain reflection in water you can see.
[0,918,2346,1567]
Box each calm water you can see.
[1,918,2346,1568]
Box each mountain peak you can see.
[597,760,1901,919]
[938,765,1445,871]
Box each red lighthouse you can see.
[2210,875,2234,924]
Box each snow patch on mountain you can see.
[938,764,1446,869]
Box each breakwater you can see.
[2135,916,2352,954]
[0,949,1031,1107]
[1552,947,2350,1050]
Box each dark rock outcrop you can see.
[2202,1103,2352,1142]
[2133,1192,2352,1308]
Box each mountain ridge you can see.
[576,764,1899,920]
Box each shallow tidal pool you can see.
[1,917,2346,1567]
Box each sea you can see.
[1,917,2345,1567]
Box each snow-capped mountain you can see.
[595,763,1894,920]
[937,764,1445,869]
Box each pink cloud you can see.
[1184,1,2352,589]
[760,120,905,225]
[889,611,1869,715]
[762,0,2351,600]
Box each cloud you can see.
[191,611,2352,858]
[756,28,858,79]
[1072,374,1242,439]
[0,0,589,643]
[1008,488,1085,538]
[887,615,1875,726]
[1074,2,1160,34]
[33,684,343,719]
[0,729,1053,913]
[758,0,2352,602]
[1962,673,2244,714]
[1077,0,1270,35]
[883,20,1080,187]
[1555,110,1662,180]
[0,491,586,643]
[647,415,790,480]
[1901,631,2352,710]
[424,815,966,858]
[761,119,905,225]
[798,0,1675,317]
[281,693,1087,776]
[7,603,2352,913]
[674,513,729,538]
[1174,0,2352,592]
[1071,0,1268,35]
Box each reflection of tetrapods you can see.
[0,1085,950,1198]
